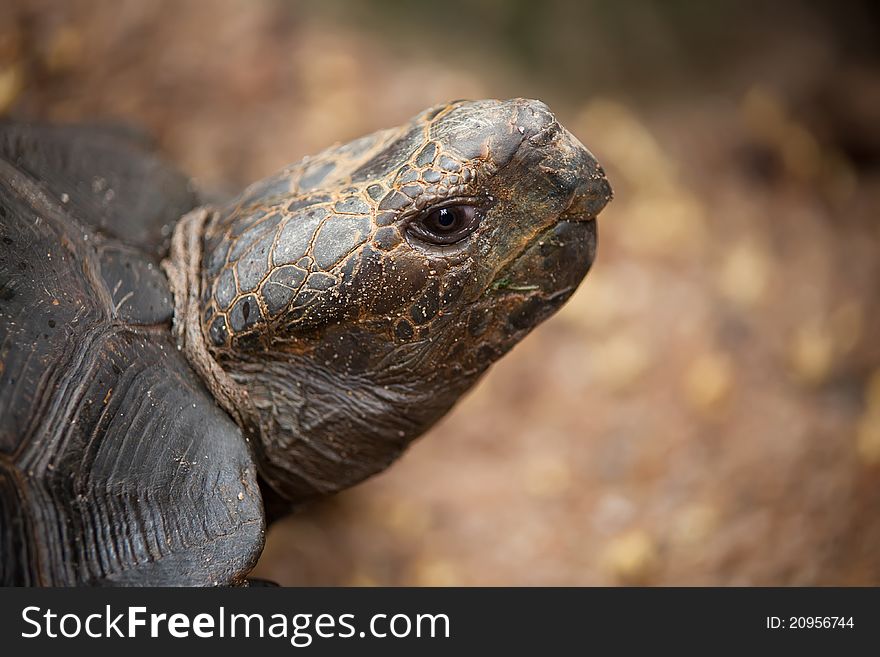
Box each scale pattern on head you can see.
[192,98,611,501]
[200,99,567,348]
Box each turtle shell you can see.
[0,123,264,585]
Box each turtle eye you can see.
[409,205,480,245]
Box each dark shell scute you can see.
[214,268,236,310]
[334,197,370,215]
[422,169,442,184]
[350,128,422,183]
[375,211,397,227]
[236,233,274,292]
[262,265,307,316]
[228,222,269,261]
[401,184,423,199]
[242,212,281,240]
[398,169,419,184]
[366,184,385,201]
[438,155,462,172]
[98,246,173,325]
[306,272,337,291]
[378,190,411,211]
[229,294,262,332]
[273,209,325,266]
[311,215,372,270]
[415,142,437,167]
[372,226,401,251]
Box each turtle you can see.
[0,98,611,586]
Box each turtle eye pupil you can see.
[436,208,455,228]
[411,204,479,245]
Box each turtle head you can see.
[197,99,611,502]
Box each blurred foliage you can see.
[310,0,880,97]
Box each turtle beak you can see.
[489,135,607,332]
[559,168,612,222]
[557,131,613,223]
[488,124,609,308]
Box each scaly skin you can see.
[171,98,612,503]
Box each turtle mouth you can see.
[488,217,597,300]
[557,171,613,223]
[558,208,598,223]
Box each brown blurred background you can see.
[3,0,879,585]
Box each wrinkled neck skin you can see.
[229,318,488,503]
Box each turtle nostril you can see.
[527,120,562,148]
[560,173,613,221]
